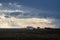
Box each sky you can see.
[0,0,60,28]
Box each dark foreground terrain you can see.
[0,28,60,40]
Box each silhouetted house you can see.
[26,26,34,30]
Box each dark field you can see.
[0,28,60,40]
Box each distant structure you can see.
[26,26,34,30]
[44,27,52,30]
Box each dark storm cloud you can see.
[4,11,60,19]
[0,0,59,19]
[7,12,22,17]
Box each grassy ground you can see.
[0,29,60,40]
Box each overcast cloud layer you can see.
[0,1,60,28]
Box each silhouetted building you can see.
[26,26,34,30]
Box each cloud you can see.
[52,19,60,28]
[0,3,3,6]
[0,10,24,12]
[0,3,60,28]
[0,15,56,28]
[0,3,59,19]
